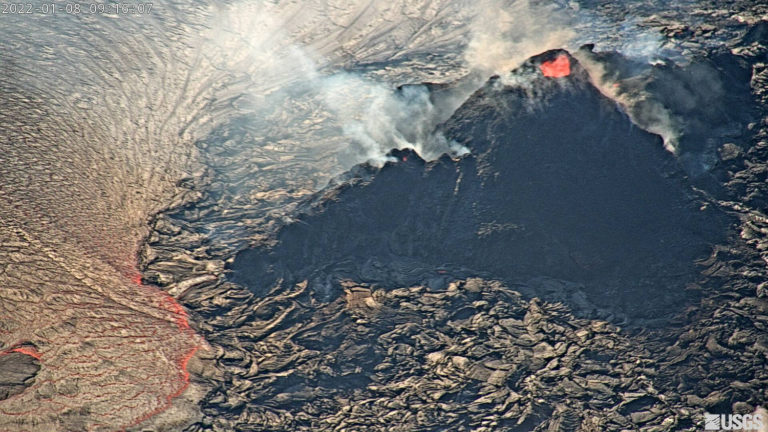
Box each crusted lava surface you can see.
[147,29,768,430]
[6,1,768,431]
[231,50,733,321]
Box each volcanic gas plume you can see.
[3,0,768,431]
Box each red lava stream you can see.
[0,258,203,431]
[123,271,203,429]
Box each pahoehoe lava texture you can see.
[232,50,731,319]
[0,7,206,431]
[6,0,768,430]
[141,10,768,432]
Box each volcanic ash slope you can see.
[232,49,732,321]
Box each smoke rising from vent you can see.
[198,1,576,169]
[464,0,575,75]
[463,0,685,153]
[198,0,695,175]
[319,75,470,163]
[198,2,474,168]
[573,51,682,153]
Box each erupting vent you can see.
[540,54,571,78]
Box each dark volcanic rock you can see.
[231,49,733,319]
[575,44,757,183]
[0,352,39,401]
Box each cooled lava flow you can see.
[0,1,211,430]
[0,348,40,407]
[0,226,201,431]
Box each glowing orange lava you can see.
[125,270,201,429]
[131,273,192,330]
[10,347,42,360]
[127,345,200,429]
[1,345,42,360]
[540,54,571,78]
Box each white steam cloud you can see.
[197,0,690,174]
[464,0,684,153]
[197,2,474,169]
[573,51,682,154]
[320,74,469,163]
[464,0,575,75]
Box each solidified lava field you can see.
[2,1,768,431]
